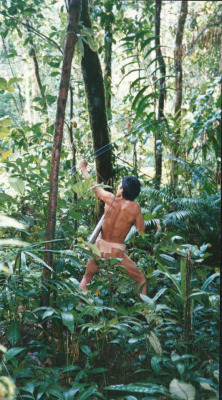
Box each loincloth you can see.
[96,238,126,255]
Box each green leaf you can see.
[180,257,186,300]
[140,294,155,310]
[151,355,161,375]
[5,347,26,361]
[0,215,26,229]
[25,251,53,272]
[8,77,21,86]
[0,239,29,247]
[148,332,162,356]
[140,35,159,50]
[105,383,168,395]
[82,241,101,257]
[64,387,80,399]
[169,379,196,400]
[176,362,185,375]
[7,85,15,93]
[132,86,149,110]
[171,353,181,363]
[155,265,182,296]
[8,177,25,195]
[199,381,217,393]
[42,309,57,319]
[0,116,11,127]
[61,311,75,333]
[152,288,167,302]
[76,386,97,400]
[63,366,81,373]
[0,77,8,90]
[50,71,60,77]
[201,272,219,291]
[6,321,20,346]
[0,129,10,139]
[90,368,108,374]
[72,177,94,196]
[80,345,91,356]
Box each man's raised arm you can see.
[79,160,114,205]
[135,205,145,234]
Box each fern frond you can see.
[141,186,174,203]
[163,211,191,225]
[145,218,161,227]
[172,197,204,206]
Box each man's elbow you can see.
[138,224,145,234]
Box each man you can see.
[79,160,147,298]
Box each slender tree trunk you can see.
[41,0,82,307]
[69,85,78,232]
[154,0,166,190]
[28,36,48,111]
[171,0,188,193]
[104,20,112,121]
[81,0,113,218]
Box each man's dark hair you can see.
[122,176,141,201]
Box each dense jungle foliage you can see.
[0,0,221,399]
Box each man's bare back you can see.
[79,161,147,299]
[102,196,145,243]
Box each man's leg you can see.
[119,253,147,298]
[79,258,99,290]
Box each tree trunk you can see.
[27,23,48,112]
[171,0,188,193]
[104,19,112,121]
[41,0,82,307]
[69,85,78,232]
[154,0,166,190]
[80,0,113,218]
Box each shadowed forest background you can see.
[0,0,221,399]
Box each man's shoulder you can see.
[127,201,141,213]
[132,201,141,208]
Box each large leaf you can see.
[72,177,94,196]
[0,239,29,247]
[148,331,162,356]
[201,272,219,291]
[5,347,26,361]
[0,193,15,203]
[0,78,8,90]
[6,321,20,346]
[8,177,25,195]
[151,355,161,375]
[0,215,25,229]
[169,379,196,400]
[61,311,75,333]
[105,383,168,395]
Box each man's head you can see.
[117,176,141,201]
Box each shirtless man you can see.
[79,160,147,298]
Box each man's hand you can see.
[79,160,87,172]
[79,160,90,179]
